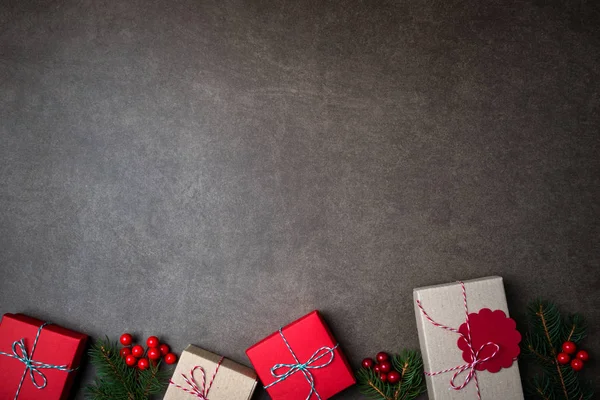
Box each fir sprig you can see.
[356,350,426,400]
[522,300,594,400]
[85,337,171,400]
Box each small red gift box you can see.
[0,313,88,400]
[246,310,355,400]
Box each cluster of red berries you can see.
[556,341,589,371]
[361,352,401,384]
[119,333,177,370]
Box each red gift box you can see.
[0,313,87,400]
[246,310,355,400]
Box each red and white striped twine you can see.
[416,281,500,400]
[169,357,224,399]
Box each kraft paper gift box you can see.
[0,313,88,400]
[413,276,524,400]
[246,310,355,400]
[164,344,257,400]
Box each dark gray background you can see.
[1,0,599,399]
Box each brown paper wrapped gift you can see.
[413,276,524,400]
[163,345,257,400]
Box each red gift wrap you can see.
[246,310,355,400]
[0,313,88,400]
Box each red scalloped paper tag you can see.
[456,308,521,373]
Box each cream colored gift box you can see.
[163,345,257,400]
[413,276,524,400]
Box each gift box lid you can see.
[246,310,355,400]
[413,277,524,400]
[413,276,509,331]
[165,344,258,400]
[182,344,257,380]
[0,313,88,400]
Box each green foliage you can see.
[356,350,426,400]
[85,337,171,400]
[522,300,593,400]
[561,314,587,345]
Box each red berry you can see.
[387,370,401,384]
[376,352,389,363]
[361,358,374,369]
[120,347,132,358]
[557,353,570,365]
[165,353,177,365]
[571,358,584,371]
[147,347,161,361]
[119,333,133,346]
[576,350,589,362]
[131,345,144,358]
[562,341,577,355]
[146,336,160,348]
[137,358,149,370]
[125,355,137,367]
[159,344,170,356]
[373,364,381,373]
[379,360,392,373]
[379,372,387,382]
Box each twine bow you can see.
[416,281,500,400]
[169,357,224,399]
[263,328,339,400]
[0,322,77,400]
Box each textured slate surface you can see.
[1,0,599,399]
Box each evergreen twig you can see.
[522,300,593,400]
[85,337,170,400]
[356,350,426,400]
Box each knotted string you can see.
[263,328,339,400]
[169,357,224,399]
[0,322,78,400]
[416,281,500,400]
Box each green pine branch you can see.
[85,337,170,400]
[356,350,426,400]
[522,300,594,400]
